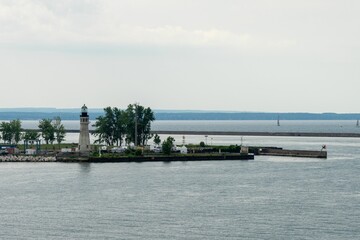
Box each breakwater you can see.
[23,129,360,138]
[152,131,360,138]
[0,155,56,162]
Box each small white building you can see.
[25,149,37,155]
[61,148,78,153]
[180,146,188,154]
[240,146,249,154]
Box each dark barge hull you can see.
[258,149,327,158]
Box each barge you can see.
[258,148,327,158]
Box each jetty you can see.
[257,148,327,158]
[151,131,360,138]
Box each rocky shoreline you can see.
[0,155,56,162]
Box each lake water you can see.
[16,119,360,145]
[19,119,360,133]
[1,120,360,239]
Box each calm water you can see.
[1,121,360,239]
[19,119,360,133]
[15,119,360,144]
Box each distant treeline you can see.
[0,111,360,120]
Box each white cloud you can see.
[95,25,255,47]
[0,0,296,50]
[0,0,359,111]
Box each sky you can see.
[0,0,359,113]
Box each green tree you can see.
[153,134,161,146]
[162,136,175,155]
[38,119,55,144]
[23,130,40,142]
[125,103,155,146]
[53,116,66,145]
[92,104,154,147]
[0,122,12,144]
[92,115,106,145]
[113,107,126,146]
[0,120,22,144]
[12,120,22,143]
[93,107,116,145]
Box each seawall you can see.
[57,154,254,162]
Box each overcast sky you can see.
[0,0,359,112]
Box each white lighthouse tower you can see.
[79,104,91,153]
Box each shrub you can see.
[135,148,142,156]
[162,136,175,155]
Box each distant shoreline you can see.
[1,111,360,121]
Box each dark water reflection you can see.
[79,162,91,174]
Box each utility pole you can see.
[134,116,138,146]
[134,102,139,147]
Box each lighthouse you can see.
[79,104,91,153]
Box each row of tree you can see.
[0,117,66,145]
[93,103,155,146]
[0,120,22,144]
[1,103,155,147]
[38,117,66,144]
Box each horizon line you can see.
[0,108,359,115]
